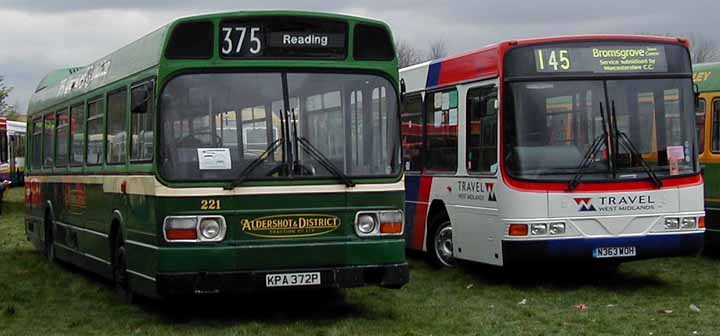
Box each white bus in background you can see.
[400,35,704,268]
[0,117,26,185]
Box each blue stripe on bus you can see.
[404,175,421,249]
[426,62,442,88]
[404,175,421,202]
[502,233,703,263]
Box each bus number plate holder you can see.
[593,246,636,258]
[265,272,321,287]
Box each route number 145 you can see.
[536,49,572,71]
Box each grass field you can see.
[1,187,719,335]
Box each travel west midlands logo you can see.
[455,181,496,202]
[574,198,596,212]
[573,195,656,212]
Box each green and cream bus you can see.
[24,11,408,300]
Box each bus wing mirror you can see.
[693,83,701,110]
[131,83,154,114]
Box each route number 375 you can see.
[536,49,572,71]
[221,26,262,55]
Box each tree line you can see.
[0,76,18,118]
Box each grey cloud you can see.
[1,1,719,113]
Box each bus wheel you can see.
[44,213,56,262]
[112,234,134,304]
[430,219,457,268]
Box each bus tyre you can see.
[429,218,457,268]
[44,214,56,263]
[112,234,134,304]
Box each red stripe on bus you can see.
[502,174,702,192]
[413,176,433,250]
[436,46,499,87]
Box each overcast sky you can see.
[1,0,718,113]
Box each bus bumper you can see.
[502,232,704,264]
[155,263,409,296]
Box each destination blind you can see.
[534,45,668,73]
[503,42,692,78]
[219,18,347,59]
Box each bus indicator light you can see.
[380,222,403,234]
[166,228,198,240]
[698,217,705,229]
[508,224,528,236]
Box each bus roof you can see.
[27,10,393,116]
[693,62,720,93]
[401,34,688,93]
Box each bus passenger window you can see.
[713,100,720,153]
[32,118,42,168]
[131,81,154,161]
[467,87,498,173]
[0,129,6,164]
[696,99,705,155]
[425,89,458,172]
[70,104,84,165]
[86,99,104,165]
[43,112,55,167]
[108,89,128,164]
[401,94,423,171]
[55,109,69,166]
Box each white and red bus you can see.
[400,35,705,267]
[0,117,26,185]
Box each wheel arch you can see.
[43,200,55,243]
[109,209,125,260]
[425,199,449,251]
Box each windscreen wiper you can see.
[568,102,610,191]
[296,136,356,187]
[567,134,607,191]
[223,138,284,190]
[610,100,662,188]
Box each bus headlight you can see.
[357,214,377,234]
[164,216,226,242]
[355,211,403,236]
[681,217,696,229]
[531,223,547,236]
[664,218,680,230]
[549,223,566,235]
[199,218,226,241]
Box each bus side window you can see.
[425,89,459,172]
[0,128,6,164]
[43,112,56,167]
[696,98,705,155]
[31,118,43,168]
[56,108,70,167]
[466,86,498,173]
[70,104,85,165]
[401,94,423,171]
[86,99,105,165]
[130,81,154,162]
[713,99,720,153]
[107,88,128,164]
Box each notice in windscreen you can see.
[198,148,232,170]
